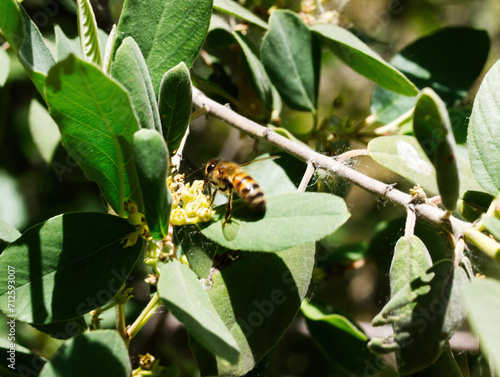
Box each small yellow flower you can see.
[167,174,213,225]
[121,200,151,248]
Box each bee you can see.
[204,158,266,226]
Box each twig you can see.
[297,161,316,192]
[127,293,161,340]
[191,88,500,259]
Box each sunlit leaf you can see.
[112,37,162,133]
[413,88,460,211]
[312,24,417,96]
[76,0,102,66]
[464,278,500,373]
[200,192,350,252]
[483,217,500,241]
[28,99,61,164]
[158,62,192,152]
[468,59,500,195]
[158,260,239,363]
[115,0,213,93]
[0,0,55,94]
[261,10,320,112]
[368,135,482,197]
[132,129,172,239]
[45,55,142,215]
[213,0,268,29]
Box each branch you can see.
[191,88,500,260]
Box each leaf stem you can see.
[335,149,370,162]
[404,206,416,238]
[372,108,414,135]
[127,293,161,340]
[297,161,316,192]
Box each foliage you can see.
[1,1,499,376]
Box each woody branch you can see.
[191,87,500,260]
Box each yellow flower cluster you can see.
[168,174,214,225]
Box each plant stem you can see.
[191,87,500,258]
[127,293,161,340]
[297,161,316,192]
[463,227,500,263]
[116,304,128,345]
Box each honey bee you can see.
[204,158,267,226]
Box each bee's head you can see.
[205,158,220,176]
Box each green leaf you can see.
[28,99,61,164]
[312,24,417,96]
[31,316,87,340]
[0,220,20,255]
[458,191,494,223]
[115,0,213,93]
[390,235,433,296]
[413,88,460,211]
[112,37,162,133]
[261,10,320,112]
[371,260,468,374]
[132,129,172,239]
[39,330,131,377]
[200,192,350,252]
[158,62,192,152]
[234,31,281,114]
[102,25,117,74]
[175,225,220,279]
[45,55,142,215]
[0,212,143,324]
[483,217,500,241]
[468,59,500,195]
[368,135,482,197]
[0,47,10,86]
[213,0,268,29]
[243,153,302,195]
[0,341,46,377]
[371,27,490,124]
[415,347,463,377]
[0,0,55,94]
[0,219,20,247]
[55,25,82,62]
[464,278,500,373]
[76,0,102,66]
[301,300,383,375]
[158,260,239,363]
[190,243,315,376]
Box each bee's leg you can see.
[209,187,218,206]
[223,191,233,227]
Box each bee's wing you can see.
[240,155,280,168]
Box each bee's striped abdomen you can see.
[232,172,266,213]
